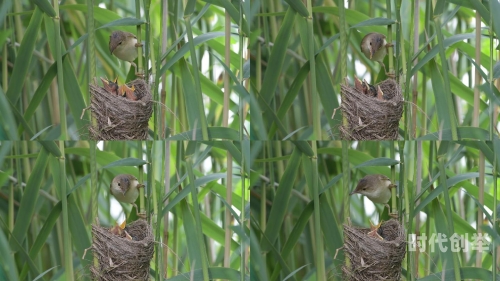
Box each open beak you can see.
[100,77,109,86]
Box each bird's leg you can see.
[378,61,392,77]
[387,183,398,218]
[130,61,144,78]
[387,204,399,219]
[384,203,392,213]
[134,41,144,77]
[132,203,147,219]
[383,43,396,78]
[385,203,399,219]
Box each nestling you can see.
[109,31,143,76]
[354,76,366,94]
[100,77,119,95]
[118,84,138,101]
[360,79,385,100]
[376,85,384,100]
[363,79,377,97]
[360,33,393,75]
[367,220,384,240]
[110,174,145,218]
[109,220,133,240]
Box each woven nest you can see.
[90,220,154,280]
[342,219,406,281]
[339,79,403,140]
[89,79,152,140]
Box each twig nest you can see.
[90,220,154,281]
[340,79,403,140]
[89,79,152,140]
[342,219,406,281]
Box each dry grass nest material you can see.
[340,79,403,140]
[90,220,154,281]
[343,219,406,281]
[89,79,152,140]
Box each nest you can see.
[89,79,153,140]
[340,79,403,140]
[89,220,154,280]
[342,219,406,281]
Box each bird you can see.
[100,77,119,95]
[363,79,377,97]
[367,220,384,240]
[354,76,366,94]
[109,220,133,240]
[360,32,393,76]
[110,174,146,219]
[361,79,386,101]
[376,85,384,100]
[109,31,143,76]
[118,84,138,101]
[349,174,397,217]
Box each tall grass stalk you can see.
[437,142,460,281]
[223,9,232,269]
[58,141,74,279]
[492,140,498,278]
[53,1,66,139]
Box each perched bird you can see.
[350,174,397,217]
[360,32,393,75]
[118,84,138,101]
[100,77,119,95]
[109,31,143,76]
[110,174,145,218]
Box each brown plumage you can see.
[110,174,145,218]
[360,32,393,74]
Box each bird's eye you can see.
[118,183,121,186]
[369,42,372,45]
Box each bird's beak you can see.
[100,77,109,86]
[137,183,145,188]
[349,190,356,196]
[389,183,397,188]
[370,48,375,59]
